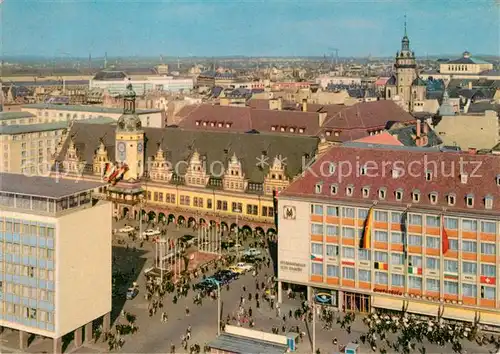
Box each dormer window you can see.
[226,123,231,128]
[334,131,340,137]
[412,190,421,203]
[325,131,332,136]
[195,121,201,126]
[447,193,456,206]
[289,127,295,133]
[328,162,336,174]
[203,122,208,126]
[315,183,323,194]
[466,194,474,208]
[360,165,367,175]
[280,127,286,132]
[362,186,370,198]
[218,122,223,127]
[395,189,403,201]
[496,174,500,186]
[461,173,468,184]
[271,126,277,131]
[429,192,438,205]
[210,122,215,127]
[346,185,354,196]
[425,170,432,181]
[485,195,493,210]
[378,188,386,200]
[330,184,338,195]
[299,128,305,133]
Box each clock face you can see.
[138,142,143,152]
[117,142,126,153]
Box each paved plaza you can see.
[0,219,496,353]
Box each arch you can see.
[230,223,238,232]
[209,220,217,227]
[178,215,186,225]
[140,209,147,221]
[122,207,130,218]
[199,218,207,227]
[147,211,156,222]
[220,221,228,231]
[241,225,252,235]
[158,212,166,222]
[267,228,277,236]
[168,214,175,223]
[255,226,265,236]
[188,217,196,227]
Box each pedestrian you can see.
[289,309,293,319]
[185,306,190,316]
[249,307,253,317]
[256,300,260,308]
[170,344,175,353]
[248,293,252,301]
[243,285,246,292]
[255,293,259,301]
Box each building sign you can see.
[374,288,403,296]
[282,205,296,220]
[279,260,306,273]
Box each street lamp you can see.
[234,209,240,259]
[310,301,316,354]
[216,281,221,336]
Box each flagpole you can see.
[404,206,410,296]
[440,208,445,301]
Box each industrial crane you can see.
[328,47,340,67]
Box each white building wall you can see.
[56,201,112,337]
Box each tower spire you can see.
[404,14,407,37]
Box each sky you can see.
[2,0,499,58]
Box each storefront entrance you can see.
[344,292,370,313]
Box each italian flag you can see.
[408,267,422,275]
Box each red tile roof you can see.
[281,144,500,215]
[177,100,415,142]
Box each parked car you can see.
[126,287,139,300]
[142,229,161,238]
[195,279,217,291]
[119,225,135,233]
[243,248,261,257]
[235,262,254,272]
[241,254,263,263]
[228,266,245,274]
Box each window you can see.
[447,194,456,206]
[375,272,388,285]
[326,206,339,216]
[342,267,355,280]
[315,183,322,194]
[358,208,368,220]
[391,212,402,223]
[391,253,404,265]
[362,187,370,198]
[466,194,474,207]
[311,243,323,255]
[463,283,477,298]
[346,186,353,196]
[462,240,477,253]
[462,261,477,275]
[374,230,388,242]
[374,251,388,263]
[408,235,422,246]
[326,225,338,236]
[359,269,371,282]
[444,281,458,295]
[392,274,404,287]
[342,247,355,259]
[481,243,496,255]
[409,214,422,226]
[311,263,323,275]
[481,264,496,277]
[326,265,339,277]
[374,211,388,222]
[462,219,477,232]
[485,196,493,210]
[445,217,458,229]
[426,257,440,270]
[449,239,458,250]
[412,191,420,203]
[408,276,422,290]
[342,227,355,238]
[426,215,440,227]
[426,237,440,249]
[425,171,433,181]
[427,278,440,292]
[311,204,323,215]
[231,202,242,213]
[311,224,323,235]
[326,245,339,257]
[391,232,403,244]
[444,260,458,273]
[481,221,496,234]
[358,249,371,261]
[482,286,495,299]
[395,189,403,200]
[330,184,338,195]
[378,188,386,200]
[408,255,422,267]
[342,207,355,218]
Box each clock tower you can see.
[115,83,144,181]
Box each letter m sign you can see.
[283,205,296,220]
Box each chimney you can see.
[318,112,327,127]
[302,98,308,112]
[416,119,421,138]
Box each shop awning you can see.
[442,306,476,322]
[406,301,440,317]
[479,311,500,326]
[372,296,405,311]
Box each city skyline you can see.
[2,0,499,58]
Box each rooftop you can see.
[281,144,500,215]
[0,121,68,135]
[0,173,104,199]
[0,111,36,121]
[207,333,288,354]
[22,104,162,114]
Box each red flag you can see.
[441,215,449,254]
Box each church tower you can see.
[394,17,417,110]
[115,83,144,181]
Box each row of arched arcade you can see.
[120,206,277,236]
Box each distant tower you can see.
[88,53,92,70]
[104,52,108,69]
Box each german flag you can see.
[374,262,388,270]
[361,207,374,249]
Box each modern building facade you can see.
[21,104,165,128]
[0,173,111,352]
[278,144,500,328]
[90,75,194,95]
